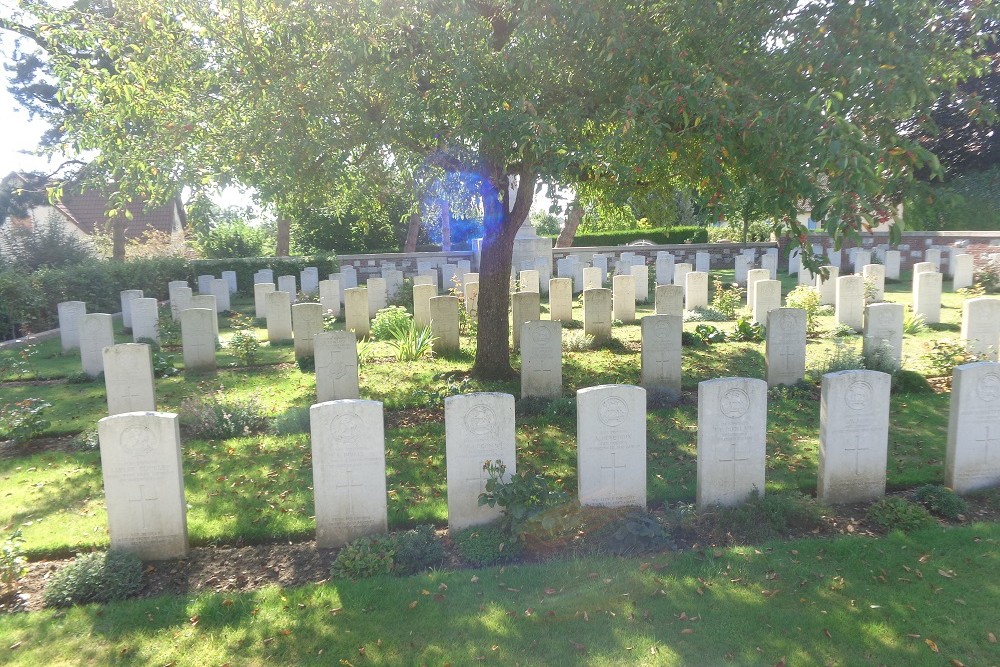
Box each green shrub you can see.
[902,311,927,334]
[913,485,968,520]
[829,323,859,338]
[570,226,707,246]
[267,406,311,436]
[196,219,275,259]
[729,316,764,342]
[384,319,435,362]
[156,313,182,347]
[562,330,596,352]
[43,551,143,607]
[453,522,521,566]
[809,340,865,379]
[1,530,26,603]
[683,306,728,322]
[330,535,397,579]
[0,397,51,444]
[784,286,823,334]
[598,508,671,555]
[691,323,726,344]
[227,313,262,367]
[891,369,933,394]
[370,306,412,341]
[976,258,1000,293]
[70,428,100,451]
[394,525,446,575]
[863,341,900,375]
[924,339,980,377]
[710,278,744,319]
[179,391,268,439]
[866,497,937,533]
[479,460,569,538]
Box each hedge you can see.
[569,226,708,246]
[0,253,338,339]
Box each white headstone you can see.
[549,278,574,322]
[818,370,891,504]
[734,256,751,286]
[265,290,293,343]
[766,308,807,387]
[577,385,647,507]
[913,271,943,324]
[863,302,905,367]
[277,275,298,303]
[655,285,684,316]
[760,253,778,280]
[314,331,360,402]
[310,399,387,547]
[913,261,935,277]
[120,289,144,329]
[341,266,358,289]
[883,250,901,281]
[946,362,1000,493]
[300,267,319,295]
[952,254,974,291]
[256,268,274,284]
[612,274,636,323]
[674,262,693,287]
[592,254,609,284]
[168,282,190,321]
[80,313,115,377]
[464,281,480,324]
[511,291,541,349]
[440,264,460,292]
[641,315,682,399]
[798,265,815,287]
[98,412,187,559]
[752,279,782,326]
[694,251,711,273]
[319,279,341,317]
[862,263,885,302]
[583,288,613,343]
[583,266,602,291]
[925,248,942,272]
[292,302,324,359]
[521,321,562,399]
[684,271,709,310]
[746,269,771,309]
[816,266,839,306]
[57,300,86,352]
[413,283,437,327]
[197,274,214,294]
[210,278,231,313]
[519,269,540,293]
[826,248,842,269]
[188,295,218,340]
[344,287,370,340]
[852,250,871,274]
[222,270,238,294]
[366,277,388,317]
[181,308,217,372]
[383,269,404,302]
[254,282,276,320]
[788,247,802,276]
[656,252,675,286]
[429,295,460,353]
[961,297,1000,361]
[131,297,160,343]
[696,377,768,509]
[630,264,649,302]
[445,393,516,530]
[103,343,156,415]
[834,275,865,332]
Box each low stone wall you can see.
[337,251,475,281]
[796,232,1000,274]
[552,242,778,271]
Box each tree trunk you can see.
[403,209,420,253]
[555,197,583,248]
[470,167,535,380]
[441,200,452,252]
[112,213,127,261]
[276,211,290,256]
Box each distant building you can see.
[1,172,186,254]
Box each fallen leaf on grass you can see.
[680,628,695,635]
[408,600,418,609]
[988,632,997,643]
[949,660,966,667]
[938,569,956,578]
[823,629,832,639]
[925,638,940,653]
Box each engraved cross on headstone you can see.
[466,464,490,496]
[778,346,795,372]
[976,425,999,465]
[336,469,364,514]
[717,443,749,487]
[844,434,871,475]
[129,484,159,530]
[601,452,626,496]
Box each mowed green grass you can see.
[0,272,982,558]
[1,524,997,666]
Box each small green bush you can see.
[809,340,865,379]
[891,369,933,394]
[479,460,569,538]
[863,341,900,375]
[902,311,927,335]
[710,278,745,319]
[600,508,671,555]
[683,306,728,322]
[570,226,707,246]
[866,497,937,533]
[330,535,397,579]
[562,330,595,352]
[976,258,1000,293]
[729,316,764,342]
[43,551,143,608]
[385,319,435,362]
[370,306,412,341]
[267,406,311,436]
[394,525,446,575]
[157,313,182,347]
[179,392,268,439]
[0,397,51,444]
[924,339,980,377]
[913,485,968,520]
[829,323,859,338]
[784,286,823,334]
[1,530,26,603]
[453,522,521,566]
[691,323,726,344]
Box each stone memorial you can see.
[883,250,901,280]
[631,264,649,302]
[181,308,217,372]
[167,281,189,321]
[292,302,324,360]
[188,295,219,340]
[222,270,238,294]
[549,278,574,321]
[925,248,942,272]
[945,361,1000,493]
[583,288,613,343]
[521,321,562,399]
[300,267,319,295]
[835,275,865,332]
[818,370,891,503]
[210,278,231,313]
[314,331,360,401]
[655,284,684,316]
[695,251,710,273]
[440,264,460,292]
[913,271,943,324]
[413,283,437,327]
[685,270,709,310]
[103,343,156,415]
[862,302,905,367]
[80,313,115,378]
[57,300,86,352]
[752,279,782,326]
[310,399,387,547]
[953,254,974,291]
[511,291,541,349]
[445,393,516,529]
[612,274,636,323]
[319,279,341,317]
[761,253,778,280]
[171,286,193,323]
[277,275,298,303]
[656,252,675,286]
[98,412,188,559]
[197,274,214,294]
[862,263,885,302]
[341,266,358,289]
[746,268,771,306]
[674,262,693,287]
[265,290,293,343]
[734,256,751,286]
[519,269,540,293]
[816,266,839,306]
[852,250,871,274]
[429,295,460,353]
[593,254,609,284]
[798,265,815,287]
[120,289,144,330]
[344,287,370,339]
[254,282,276,319]
[383,269,404,302]
[577,385,647,507]
[255,268,274,284]
[961,297,1000,361]
[696,377,767,509]
[765,308,807,387]
[366,277,388,317]
[583,266,602,291]
[641,315,682,398]
[131,297,160,343]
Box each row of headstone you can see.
[98,361,1000,558]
